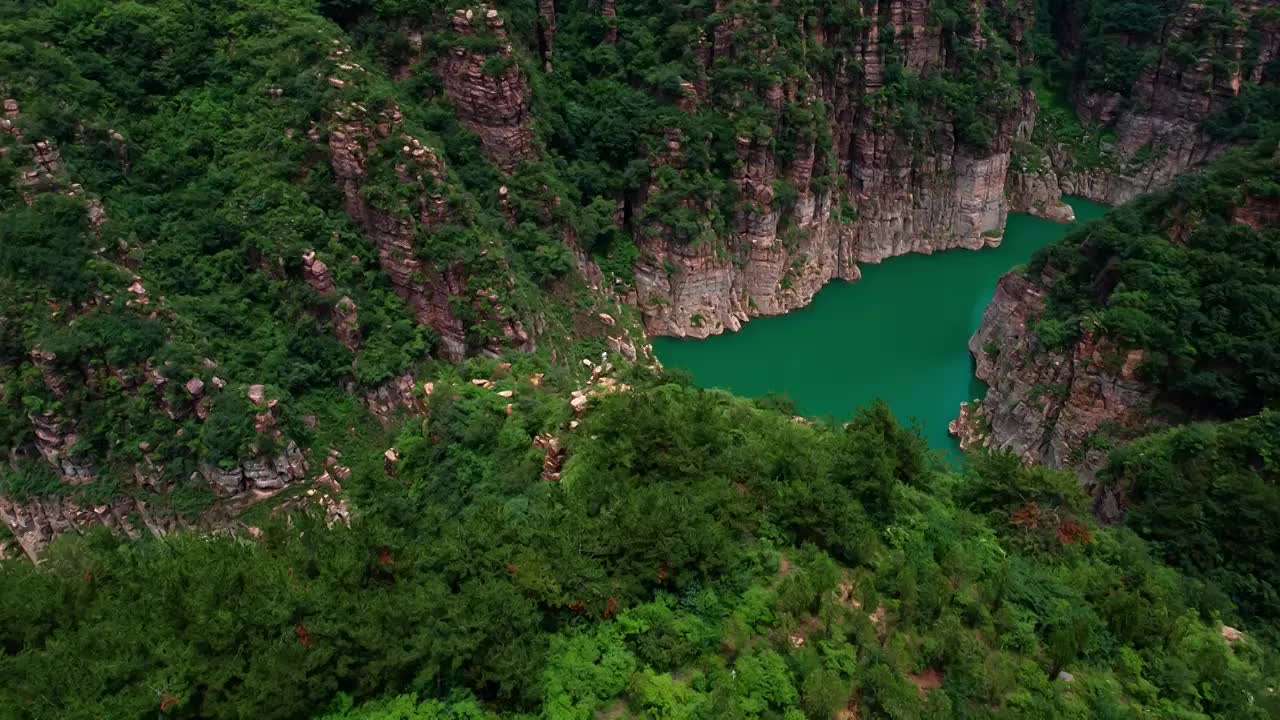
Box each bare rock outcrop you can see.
[328,100,470,360]
[1007,161,1076,223]
[29,411,95,484]
[334,296,362,353]
[364,372,427,424]
[302,250,337,295]
[1231,193,1280,230]
[201,441,306,495]
[959,273,1155,479]
[537,0,556,71]
[601,0,618,43]
[4,364,311,557]
[0,494,164,562]
[439,6,537,172]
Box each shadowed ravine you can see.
[653,197,1107,454]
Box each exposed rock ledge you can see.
[634,141,1013,339]
[954,272,1154,481]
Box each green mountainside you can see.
[0,0,1278,718]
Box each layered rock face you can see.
[632,0,1033,337]
[4,361,311,559]
[960,272,1154,479]
[1006,157,1076,223]
[327,103,473,361]
[1,494,178,562]
[536,0,556,71]
[1015,0,1278,207]
[439,6,538,172]
[328,41,533,360]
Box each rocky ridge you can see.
[439,6,538,172]
[325,41,534,360]
[959,272,1154,479]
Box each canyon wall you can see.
[1011,0,1278,211]
[632,0,1034,337]
[326,39,534,361]
[956,150,1280,519]
[953,272,1154,486]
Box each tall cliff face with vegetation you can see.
[610,0,1037,337]
[0,0,647,558]
[959,142,1280,473]
[1009,0,1280,213]
[333,0,1044,338]
[326,0,1280,339]
[0,0,1087,555]
[949,0,1280,669]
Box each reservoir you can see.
[652,197,1107,453]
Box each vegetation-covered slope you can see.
[967,140,1280,650]
[1029,143,1280,420]
[3,374,1276,719]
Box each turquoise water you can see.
[652,197,1107,452]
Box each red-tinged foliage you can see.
[295,623,313,649]
[1056,518,1092,545]
[1009,502,1042,529]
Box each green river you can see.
[652,197,1107,453]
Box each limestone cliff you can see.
[327,105,470,360]
[2,351,315,560]
[959,272,1155,481]
[1012,0,1279,208]
[439,6,538,172]
[327,40,533,360]
[632,0,1034,337]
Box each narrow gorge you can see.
[654,197,1105,451]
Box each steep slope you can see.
[1010,0,1280,210]
[0,0,644,556]
[954,141,1280,486]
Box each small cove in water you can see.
[652,196,1107,455]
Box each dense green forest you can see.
[4,373,1277,718]
[2,0,1279,718]
[1029,144,1280,420]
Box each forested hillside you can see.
[1,0,1279,718]
[4,373,1277,718]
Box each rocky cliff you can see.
[957,141,1280,512]
[631,0,1035,337]
[955,272,1154,483]
[439,7,539,172]
[1011,0,1279,210]
[326,42,533,360]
